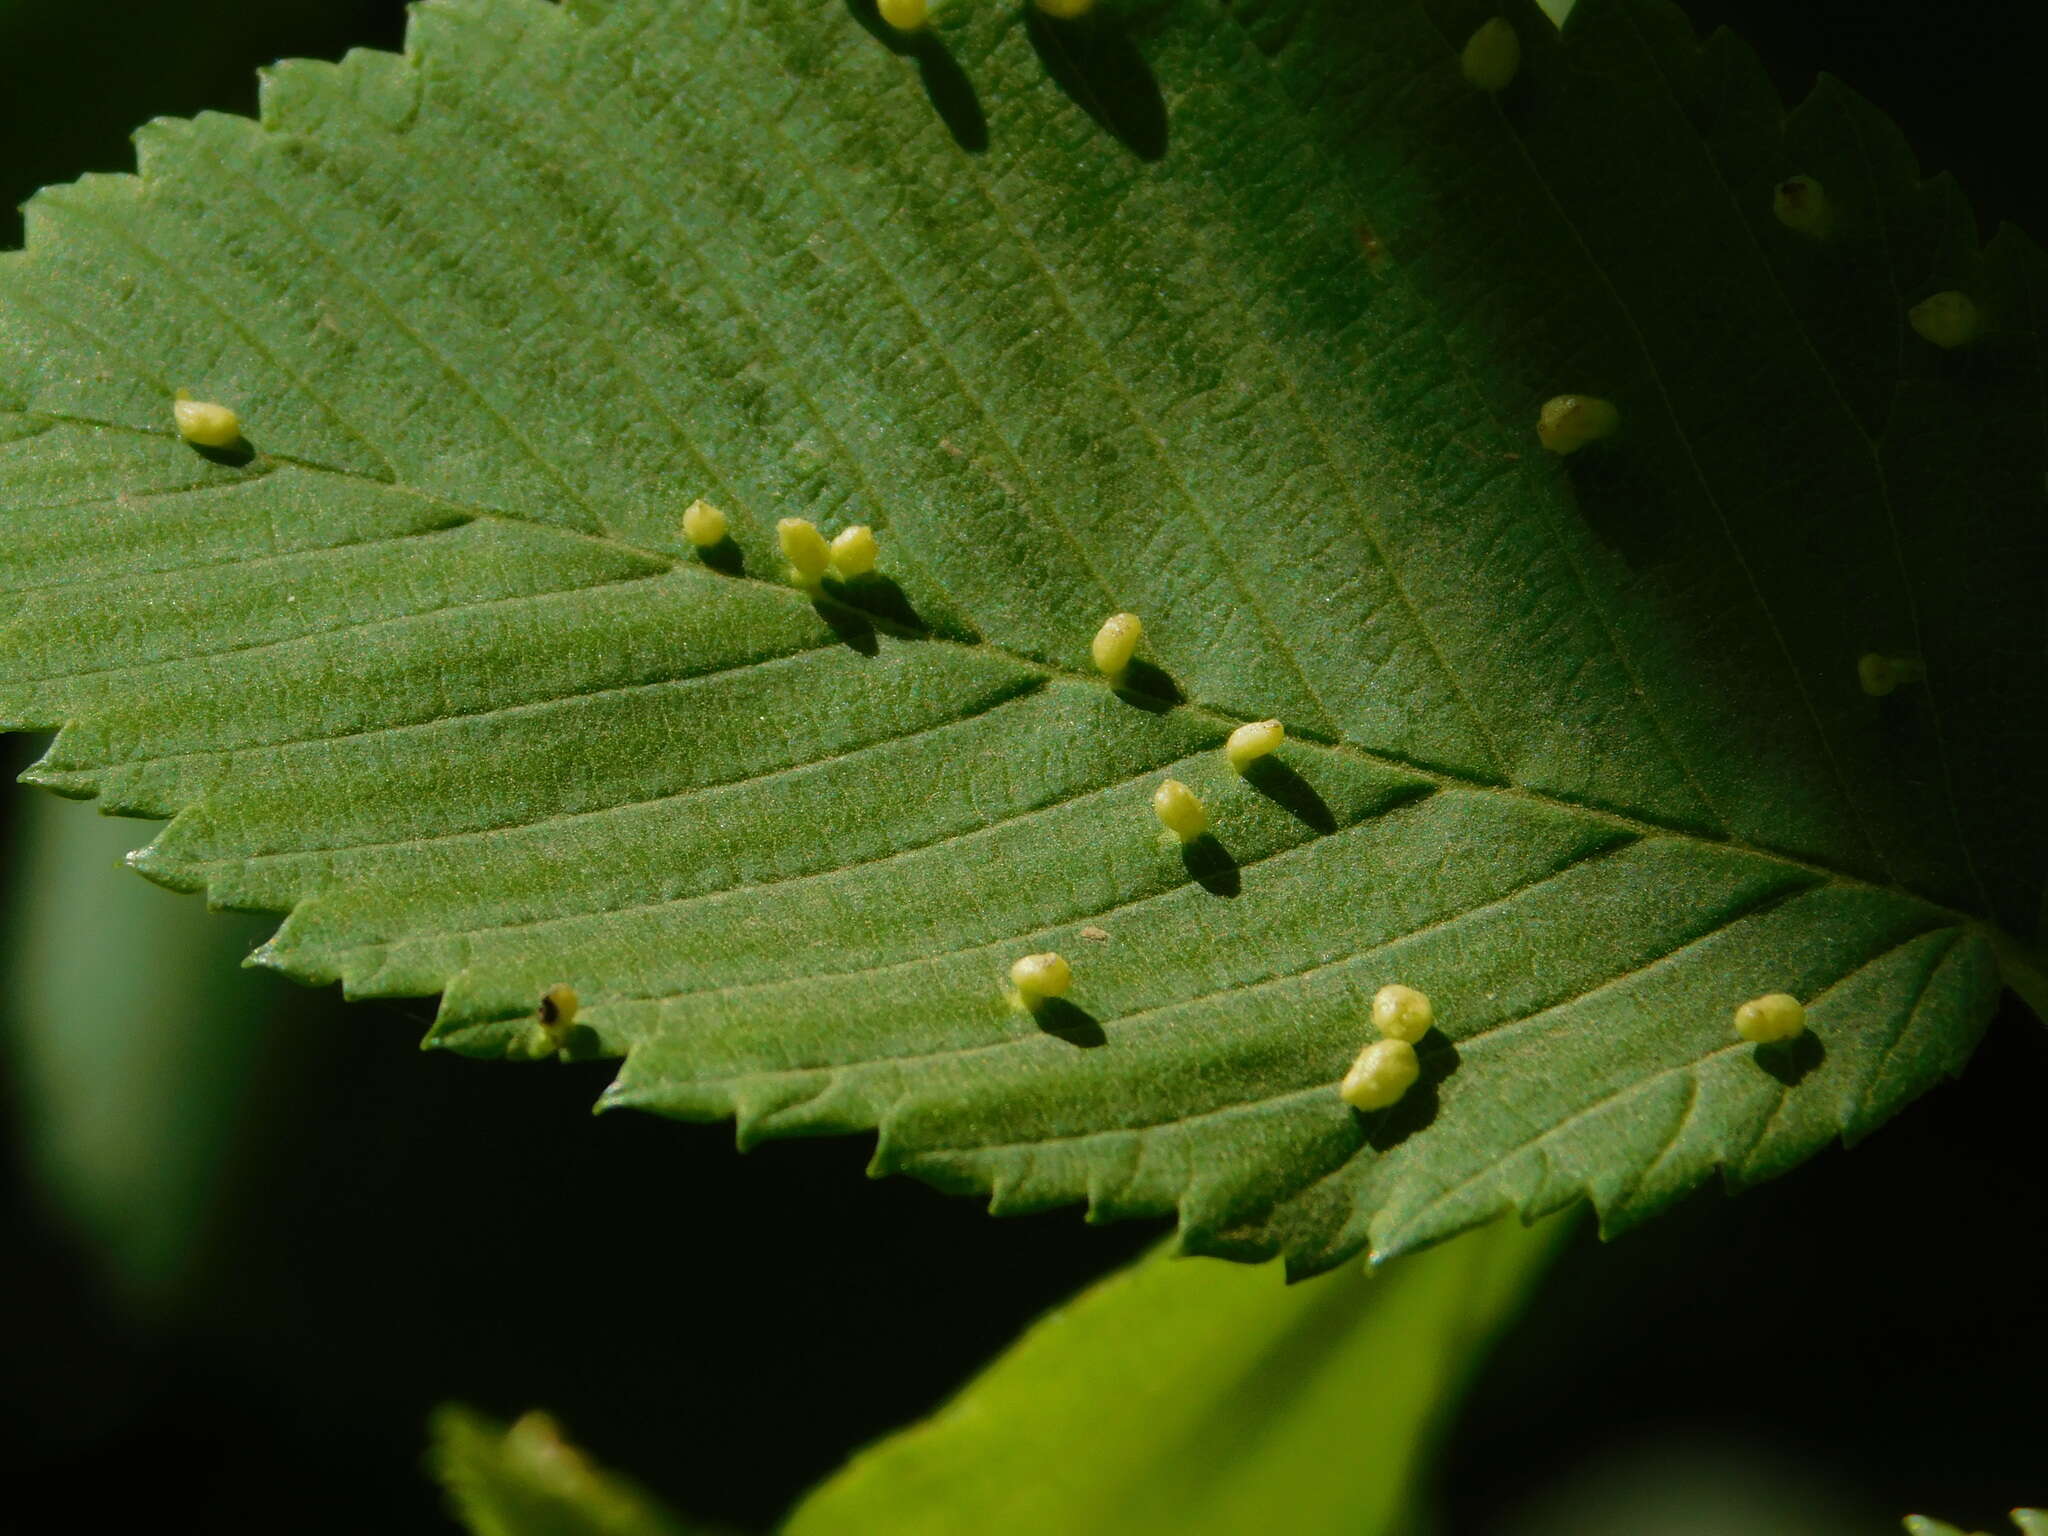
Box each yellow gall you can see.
[829,524,879,578]
[1908,291,1982,349]
[172,390,242,449]
[1857,652,1925,698]
[1035,0,1096,15]
[1733,992,1805,1044]
[778,517,832,583]
[1010,951,1072,1007]
[1092,611,1144,678]
[1772,175,1832,238]
[681,498,728,548]
[537,982,579,1031]
[1460,18,1520,93]
[1537,394,1620,455]
[1224,719,1284,772]
[1371,984,1434,1044]
[1340,1038,1420,1111]
[519,982,581,1059]
[1152,778,1208,843]
[877,0,928,31]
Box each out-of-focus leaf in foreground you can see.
[787,1213,1566,1536]
[1,0,2041,1268]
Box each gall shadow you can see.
[508,1020,601,1064]
[695,536,746,577]
[1024,5,1168,162]
[1870,678,1943,773]
[1111,659,1184,714]
[190,437,257,469]
[812,596,881,657]
[1754,1030,1825,1088]
[553,1022,604,1063]
[1242,756,1336,834]
[843,0,988,152]
[1361,1036,1458,1152]
[1180,832,1241,898]
[825,571,927,633]
[1563,443,1685,573]
[1032,997,1106,1048]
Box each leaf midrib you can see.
[25,407,1986,940]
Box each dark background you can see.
[1,3,2042,1531]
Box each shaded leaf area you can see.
[0,0,2038,1267]
[431,1406,716,1536]
[787,1214,1565,1536]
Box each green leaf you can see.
[786,1214,1567,1536]
[429,1407,707,1536]
[0,0,2039,1268]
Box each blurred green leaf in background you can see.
[4,788,277,1315]
[433,1406,717,1536]
[1904,1514,2048,1536]
[430,1213,1566,1536]
[788,1214,1566,1536]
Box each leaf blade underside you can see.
[0,0,2038,1269]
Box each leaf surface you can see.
[0,0,2040,1267]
